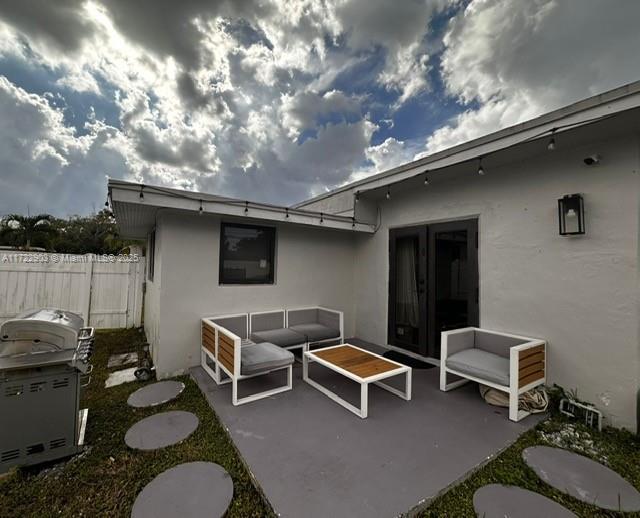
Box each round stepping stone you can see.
[473,484,577,518]
[132,462,233,518]
[523,446,640,512]
[127,381,185,408]
[125,411,199,450]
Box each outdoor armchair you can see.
[440,327,546,422]
[201,316,294,405]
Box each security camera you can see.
[583,154,601,166]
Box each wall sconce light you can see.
[558,194,585,235]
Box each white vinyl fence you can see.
[0,252,144,328]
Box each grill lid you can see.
[0,309,94,372]
[1,308,84,356]
[12,308,84,332]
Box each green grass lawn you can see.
[0,328,274,518]
[422,414,640,517]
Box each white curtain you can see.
[396,239,419,327]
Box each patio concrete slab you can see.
[127,381,185,408]
[523,446,640,512]
[192,339,542,518]
[125,411,199,451]
[473,484,577,518]
[131,462,233,518]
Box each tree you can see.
[0,210,139,254]
[0,214,57,250]
[51,210,130,255]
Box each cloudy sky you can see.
[0,0,639,216]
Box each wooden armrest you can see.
[517,343,545,389]
[217,329,236,375]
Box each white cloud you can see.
[337,0,454,105]
[366,137,410,172]
[427,0,640,152]
[0,76,130,215]
[423,95,538,154]
[379,43,431,107]
[281,89,362,139]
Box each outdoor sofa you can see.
[250,307,343,351]
[201,307,343,405]
[439,327,546,422]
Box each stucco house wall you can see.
[143,224,162,366]
[152,211,356,377]
[351,134,639,430]
[300,189,356,217]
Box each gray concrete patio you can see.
[191,340,542,518]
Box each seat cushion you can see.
[241,342,295,375]
[251,328,306,347]
[288,323,340,342]
[446,348,510,386]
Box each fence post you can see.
[82,254,94,325]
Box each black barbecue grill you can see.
[0,308,94,473]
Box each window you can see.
[147,230,155,281]
[219,222,275,284]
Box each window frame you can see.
[219,221,276,285]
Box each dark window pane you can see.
[394,235,419,345]
[435,230,468,333]
[220,223,275,284]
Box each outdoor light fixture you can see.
[355,191,360,203]
[244,201,249,215]
[547,129,556,151]
[199,200,203,215]
[386,188,391,200]
[285,208,289,219]
[477,158,485,175]
[352,217,356,228]
[139,185,144,199]
[424,173,430,186]
[558,194,585,235]
[320,212,324,223]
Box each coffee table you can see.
[303,344,412,418]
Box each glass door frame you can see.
[388,218,479,359]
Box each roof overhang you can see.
[108,180,375,239]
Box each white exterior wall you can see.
[144,227,162,365]
[299,189,356,217]
[152,212,356,377]
[353,135,640,430]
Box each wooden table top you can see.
[311,344,404,379]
